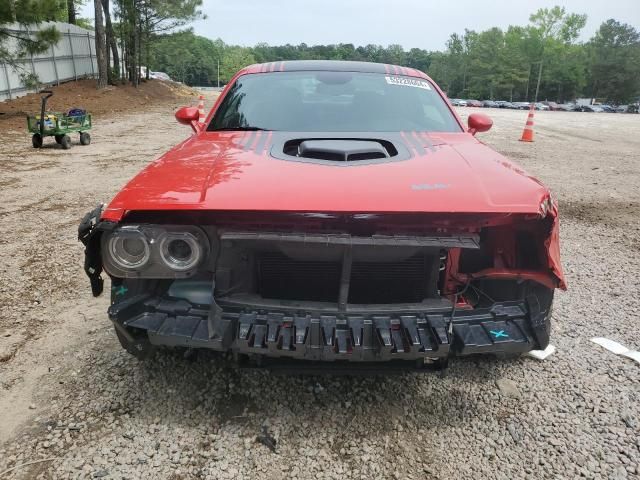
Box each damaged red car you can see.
[79,61,565,371]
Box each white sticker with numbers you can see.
[385,76,431,90]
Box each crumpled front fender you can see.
[546,205,566,290]
[78,204,112,297]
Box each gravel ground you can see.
[0,102,639,479]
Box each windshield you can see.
[208,71,462,132]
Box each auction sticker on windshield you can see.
[385,76,431,90]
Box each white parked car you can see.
[150,71,172,81]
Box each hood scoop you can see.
[287,139,396,162]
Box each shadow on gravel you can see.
[560,198,639,228]
[88,348,517,438]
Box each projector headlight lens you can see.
[159,233,202,271]
[107,229,150,270]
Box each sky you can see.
[83,0,640,50]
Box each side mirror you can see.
[175,106,201,132]
[468,113,493,135]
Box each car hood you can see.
[103,131,550,221]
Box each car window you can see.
[208,71,462,133]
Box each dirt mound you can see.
[0,79,200,130]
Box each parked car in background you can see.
[450,98,464,106]
[482,100,498,108]
[534,103,549,111]
[617,104,639,113]
[150,71,172,81]
[498,101,517,109]
[514,102,531,110]
[541,101,560,111]
[598,105,616,113]
[557,104,575,111]
[466,99,483,107]
[581,105,604,112]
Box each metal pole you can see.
[87,32,95,76]
[3,63,12,100]
[68,30,77,80]
[534,60,543,104]
[51,45,60,85]
[217,59,220,88]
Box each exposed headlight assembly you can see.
[102,225,209,278]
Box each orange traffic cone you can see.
[519,104,535,142]
[197,95,205,123]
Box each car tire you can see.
[55,134,64,144]
[32,134,43,148]
[80,132,91,146]
[61,135,72,150]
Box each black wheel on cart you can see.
[55,134,64,144]
[32,134,43,148]
[80,132,91,146]
[60,135,72,150]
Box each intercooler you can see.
[256,251,436,304]
[216,232,481,307]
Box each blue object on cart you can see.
[67,108,87,120]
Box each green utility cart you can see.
[26,90,92,149]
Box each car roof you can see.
[241,60,429,79]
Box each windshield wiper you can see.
[211,126,270,131]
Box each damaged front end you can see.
[79,208,563,370]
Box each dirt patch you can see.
[560,199,640,228]
[0,79,198,130]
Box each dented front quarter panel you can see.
[546,204,566,290]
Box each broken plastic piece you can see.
[256,426,277,453]
[525,344,556,360]
[591,338,640,365]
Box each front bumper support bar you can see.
[108,295,539,362]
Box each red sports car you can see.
[79,61,565,371]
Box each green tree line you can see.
[0,0,204,89]
[149,6,640,104]
[2,3,638,103]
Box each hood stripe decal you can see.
[237,131,247,149]
[254,130,270,154]
[401,131,422,156]
[418,131,437,152]
[249,130,262,151]
[398,131,438,157]
[239,131,254,150]
[413,131,435,153]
